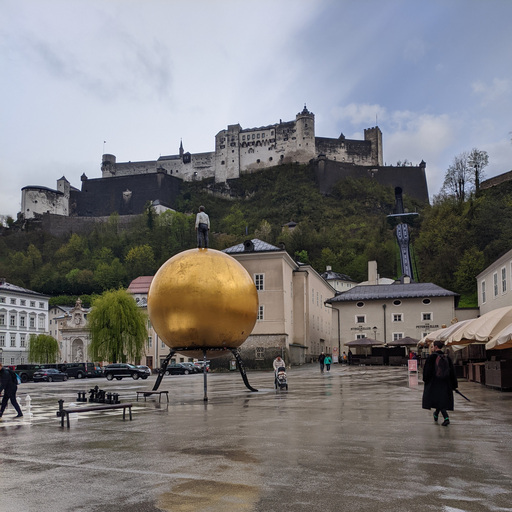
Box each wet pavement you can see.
[1,364,511,512]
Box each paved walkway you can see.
[1,364,511,512]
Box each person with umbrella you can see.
[422,340,458,426]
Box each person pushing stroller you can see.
[273,356,288,390]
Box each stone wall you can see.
[313,158,429,204]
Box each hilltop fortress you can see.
[21,106,428,225]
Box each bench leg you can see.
[129,407,132,420]
[123,408,126,420]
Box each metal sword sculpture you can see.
[148,248,259,399]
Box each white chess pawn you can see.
[25,394,33,418]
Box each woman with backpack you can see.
[422,340,458,426]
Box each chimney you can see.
[0,277,6,285]
[326,265,332,272]
[368,261,378,284]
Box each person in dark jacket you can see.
[0,363,23,418]
[318,352,326,373]
[422,340,457,426]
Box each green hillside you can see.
[1,163,512,307]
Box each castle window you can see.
[252,134,255,140]
[221,160,225,165]
[269,157,273,161]
[257,133,260,139]
[262,133,265,138]
[257,159,260,163]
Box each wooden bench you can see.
[58,401,133,428]
[136,390,169,403]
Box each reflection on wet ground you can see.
[1,364,511,512]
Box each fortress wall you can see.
[103,160,158,178]
[40,213,139,236]
[480,170,512,190]
[316,137,374,165]
[314,159,429,204]
[74,173,182,217]
[21,188,68,219]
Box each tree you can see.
[467,148,489,193]
[28,334,60,363]
[441,152,471,202]
[87,289,147,363]
[125,244,156,280]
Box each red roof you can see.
[127,276,154,294]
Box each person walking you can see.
[273,356,285,372]
[318,352,326,373]
[422,340,458,426]
[324,354,332,372]
[0,363,23,418]
[195,206,210,248]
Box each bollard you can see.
[57,399,64,417]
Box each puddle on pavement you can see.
[157,478,259,511]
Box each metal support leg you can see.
[152,349,176,391]
[231,349,258,392]
[203,349,208,402]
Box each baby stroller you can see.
[274,366,288,390]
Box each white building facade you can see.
[0,279,50,365]
[477,248,512,315]
[326,282,459,353]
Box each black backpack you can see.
[435,354,450,379]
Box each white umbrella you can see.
[486,322,512,350]
[418,328,445,347]
[446,306,512,346]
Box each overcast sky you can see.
[1,0,511,219]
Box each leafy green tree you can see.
[221,204,248,237]
[454,247,485,304]
[94,258,126,290]
[28,334,60,363]
[467,148,489,193]
[125,244,156,280]
[254,220,272,241]
[87,289,147,363]
[441,152,471,202]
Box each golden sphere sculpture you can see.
[147,249,258,358]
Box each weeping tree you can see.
[28,334,60,363]
[87,289,147,363]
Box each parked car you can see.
[15,364,44,383]
[193,361,210,372]
[33,368,68,382]
[136,365,152,378]
[104,363,150,380]
[57,362,103,379]
[181,362,201,373]
[166,363,194,375]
